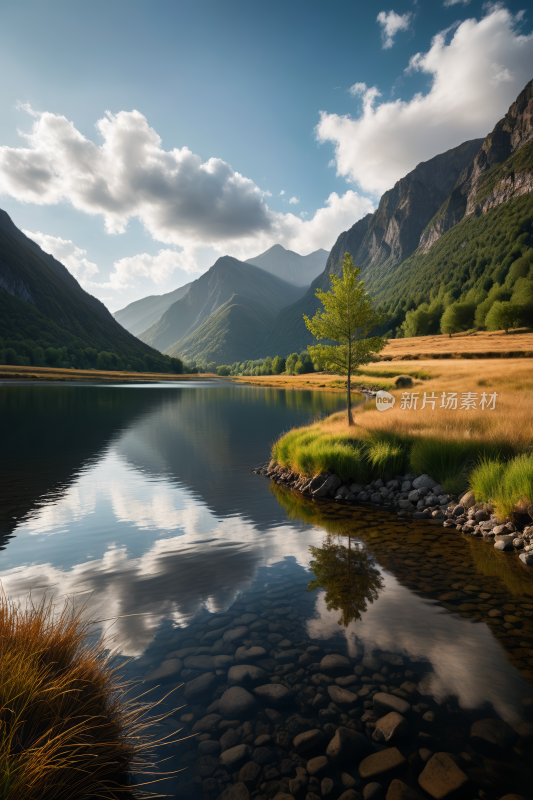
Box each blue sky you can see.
[0,0,531,310]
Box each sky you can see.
[0,0,532,312]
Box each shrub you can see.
[409,438,502,495]
[485,300,520,332]
[470,453,533,519]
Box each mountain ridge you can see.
[245,244,328,286]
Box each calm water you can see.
[2,383,533,796]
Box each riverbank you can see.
[0,363,220,383]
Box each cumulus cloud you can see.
[377,10,412,49]
[317,6,533,195]
[0,107,373,293]
[23,230,99,281]
[279,189,285,195]
[444,0,470,6]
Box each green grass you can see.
[470,453,533,519]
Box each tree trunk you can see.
[347,367,354,426]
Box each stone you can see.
[276,648,304,664]
[219,781,250,800]
[373,693,411,717]
[418,753,469,799]
[408,490,420,502]
[253,684,293,706]
[219,744,252,770]
[321,777,334,796]
[289,776,308,794]
[386,779,422,800]
[338,792,361,800]
[320,654,351,672]
[371,493,382,503]
[239,761,261,788]
[313,474,342,497]
[219,686,257,719]
[328,685,358,705]
[372,712,410,744]
[359,748,406,780]
[519,552,533,566]
[306,756,329,776]
[235,646,267,663]
[293,729,326,753]
[470,718,518,755]
[252,746,277,765]
[198,739,221,756]
[228,664,268,687]
[146,658,183,680]
[214,654,235,669]
[192,714,222,733]
[183,654,216,671]
[412,475,436,490]
[494,535,514,551]
[326,726,373,763]
[220,728,241,751]
[364,784,384,800]
[459,490,476,508]
[224,626,250,644]
[183,671,217,700]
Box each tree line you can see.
[215,351,316,377]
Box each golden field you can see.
[0,364,218,383]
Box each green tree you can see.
[485,301,520,333]
[303,253,386,425]
[217,365,231,376]
[272,355,285,374]
[285,353,299,375]
[440,302,476,337]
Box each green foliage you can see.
[470,453,533,519]
[217,365,231,376]
[485,300,521,332]
[365,437,409,478]
[409,437,508,495]
[440,302,476,335]
[304,253,386,424]
[272,355,285,374]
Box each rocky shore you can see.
[139,562,533,800]
[254,464,533,568]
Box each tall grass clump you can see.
[470,453,533,519]
[409,438,500,495]
[365,436,410,478]
[0,591,180,800]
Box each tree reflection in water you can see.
[308,533,383,626]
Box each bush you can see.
[217,365,231,376]
[409,438,503,495]
[440,302,476,336]
[485,300,520,332]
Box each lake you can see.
[1,383,532,799]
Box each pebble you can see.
[373,692,411,717]
[359,748,406,780]
[219,686,257,719]
[418,752,469,799]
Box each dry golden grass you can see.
[381,326,533,358]
[0,364,218,383]
[322,358,533,450]
[232,372,355,393]
[0,591,181,799]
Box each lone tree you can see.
[303,253,386,425]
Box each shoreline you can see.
[0,364,223,383]
[255,463,533,569]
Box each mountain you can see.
[245,244,328,286]
[0,210,180,371]
[419,79,533,251]
[113,282,192,335]
[264,138,483,355]
[139,256,306,363]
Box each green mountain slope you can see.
[0,209,181,372]
[139,256,306,356]
[167,294,279,364]
[113,281,192,335]
[245,244,328,286]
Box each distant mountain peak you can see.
[245,244,328,286]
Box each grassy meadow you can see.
[270,356,533,519]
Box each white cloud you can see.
[0,107,373,292]
[23,230,99,281]
[279,189,285,195]
[444,0,470,6]
[377,10,412,49]
[317,6,533,195]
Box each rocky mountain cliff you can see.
[419,79,533,251]
[264,138,483,355]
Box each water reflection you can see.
[273,484,533,722]
[308,533,383,626]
